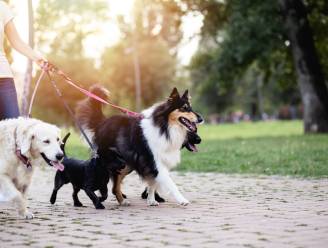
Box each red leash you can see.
[28,63,143,119]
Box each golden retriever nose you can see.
[56,153,64,161]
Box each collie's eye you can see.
[43,140,50,144]
[180,104,189,112]
[57,137,60,142]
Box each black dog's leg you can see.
[84,188,105,209]
[155,191,165,203]
[98,186,108,202]
[141,188,148,199]
[50,172,65,204]
[72,186,83,207]
[141,187,165,203]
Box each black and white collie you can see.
[76,86,203,206]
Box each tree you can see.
[31,0,107,124]
[100,0,183,110]
[279,0,328,132]
[21,0,34,116]
[186,0,328,132]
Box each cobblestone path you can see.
[0,168,327,248]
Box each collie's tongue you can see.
[189,143,198,152]
[51,161,64,171]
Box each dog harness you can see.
[14,127,32,168]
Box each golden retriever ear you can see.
[20,131,35,155]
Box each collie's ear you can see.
[182,90,189,99]
[169,87,180,101]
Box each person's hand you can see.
[35,58,55,72]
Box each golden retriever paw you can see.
[21,211,34,219]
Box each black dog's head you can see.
[182,131,202,152]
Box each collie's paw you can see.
[178,199,190,206]
[23,212,34,219]
[147,199,159,206]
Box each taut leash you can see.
[49,63,143,118]
[28,62,143,119]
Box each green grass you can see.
[64,121,328,177]
[180,121,328,177]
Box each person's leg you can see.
[0,78,20,120]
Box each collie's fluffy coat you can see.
[0,117,64,219]
[76,87,202,206]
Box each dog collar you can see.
[15,149,32,168]
[14,127,32,169]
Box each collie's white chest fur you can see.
[141,118,186,170]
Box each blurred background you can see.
[6,0,328,133]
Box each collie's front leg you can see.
[146,184,159,206]
[155,168,189,206]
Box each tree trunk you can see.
[21,0,34,116]
[279,0,328,133]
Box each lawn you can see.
[64,121,328,178]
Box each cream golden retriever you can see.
[0,117,64,219]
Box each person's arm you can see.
[4,20,45,66]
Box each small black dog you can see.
[50,133,125,209]
[141,130,201,202]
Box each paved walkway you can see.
[0,168,328,248]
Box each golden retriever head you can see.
[18,120,64,171]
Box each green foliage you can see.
[100,38,176,109]
[31,0,107,124]
[180,121,328,177]
[187,0,327,115]
[31,0,182,122]
[100,0,183,109]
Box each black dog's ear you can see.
[61,132,71,152]
[182,90,189,100]
[168,87,180,101]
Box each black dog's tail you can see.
[75,85,109,142]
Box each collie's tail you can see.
[75,85,109,142]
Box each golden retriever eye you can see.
[43,140,50,144]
